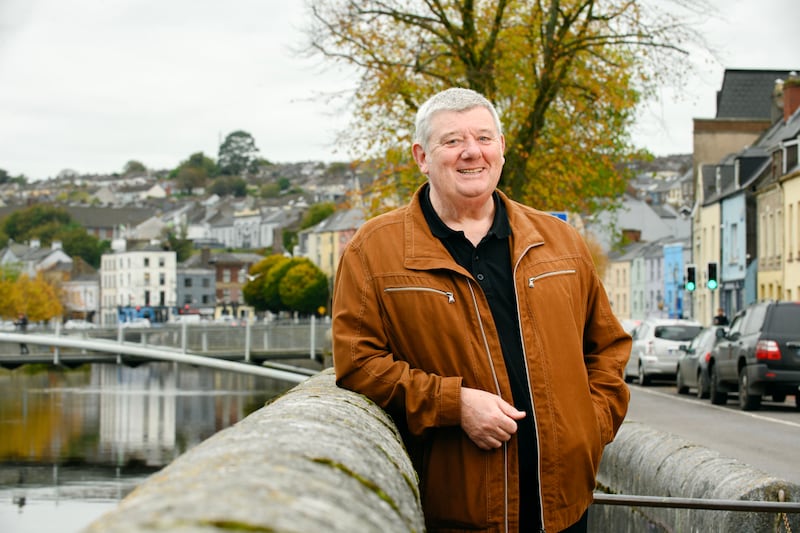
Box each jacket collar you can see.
[403,184,546,271]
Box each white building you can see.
[100,245,177,325]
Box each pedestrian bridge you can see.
[0,319,330,382]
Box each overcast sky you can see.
[1,0,798,182]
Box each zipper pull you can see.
[446,292,455,303]
[528,277,535,288]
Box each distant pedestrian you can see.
[14,313,29,354]
[713,308,729,326]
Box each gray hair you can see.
[413,88,503,151]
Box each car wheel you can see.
[696,371,709,399]
[676,368,689,395]
[638,364,651,386]
[709,365,726,405]
[738,367,761,411]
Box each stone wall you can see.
[82,368,424,533]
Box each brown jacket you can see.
[332,188,631,532]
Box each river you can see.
[0,362,296,533]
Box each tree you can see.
[0,273,63,322]
[171,152,218,194]
[242,255,291,311]
[1,205,72,243]
[218,130,260,177]
[261,256,294,313]
[278,259,329,315]
[305,0,704,214]
[300,202,336,229]
[209,176,248,197]
[123,160,147,175]
[58,227,110,269]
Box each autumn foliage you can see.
[306,0,700,215]
[0,272,64,322]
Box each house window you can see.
[238,269,245,283]
[729,223,738,262]
[159,273,165,285]
[159,257,165,267]
[223,270,231,283]
[184,278,192,288]
[202,278,210,288]
[144,272,151,284]
[144,257,150,267]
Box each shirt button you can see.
[477,273,485,281]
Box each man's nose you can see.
[461,136,481,158]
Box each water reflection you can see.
[0,362,294,532]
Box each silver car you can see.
[625,318,702,385]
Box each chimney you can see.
[201,247,211,266]
[784,72,800,122]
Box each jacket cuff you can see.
[438,376,463,426]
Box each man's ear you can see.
[412,143,428,174]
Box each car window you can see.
[690,328,712,350]
[742,304,767,336]
[654,325,702,341]
[768,304,800,335]
[634,324,649,340]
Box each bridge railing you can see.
[3,318,331,361]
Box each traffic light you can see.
[685,265,696,291]
[707,262,718,290]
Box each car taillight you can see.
[755,340,781,361]
[704,352,711,363]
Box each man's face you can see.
[412,107,505,206]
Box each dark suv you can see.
[708,301,800,410]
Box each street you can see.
[624,382,800,485]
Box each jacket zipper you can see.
[383,286,455,303]
[527,269,576,288]
[466,281,508,531]
[515,243,548,532]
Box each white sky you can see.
[1,0,798,182]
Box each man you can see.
[713,308,729,326]
[15,313,29,354]
[332,88,631,532]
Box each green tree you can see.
[262,256,294,313]
[1,205,72,243]
[209,176,247,197]
[305,0,704,214]
[57,227,110,269]
[162,225,193,263]
[300,202,335,229]
[123,160,147,175]
[278,259,329,315]
[218,130,260,176]
[242,255,290,311]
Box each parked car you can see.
[120,317,152,329]
[676,325,726,398]
[63,319,98,330]
[625,318,703,385]
[708,301,800,410]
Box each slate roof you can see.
[716,69,798,120]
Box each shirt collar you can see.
[420,182,510,240]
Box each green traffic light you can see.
[685,282,696,291]
[707,280,718,290]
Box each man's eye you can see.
[444,138,461,146]
[478,136,492,143]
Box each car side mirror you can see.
[715,328,726,339]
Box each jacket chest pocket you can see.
[520,267,579,319]
[378,277,472,372]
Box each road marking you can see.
[630,386,800,429]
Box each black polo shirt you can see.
[420,184,540,527]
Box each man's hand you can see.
[460,387,526,450]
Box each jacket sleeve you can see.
[581,255,632,445]
[331,241,463,436]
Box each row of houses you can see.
[604,69,800,326]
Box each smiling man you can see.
[332,87,631,532]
